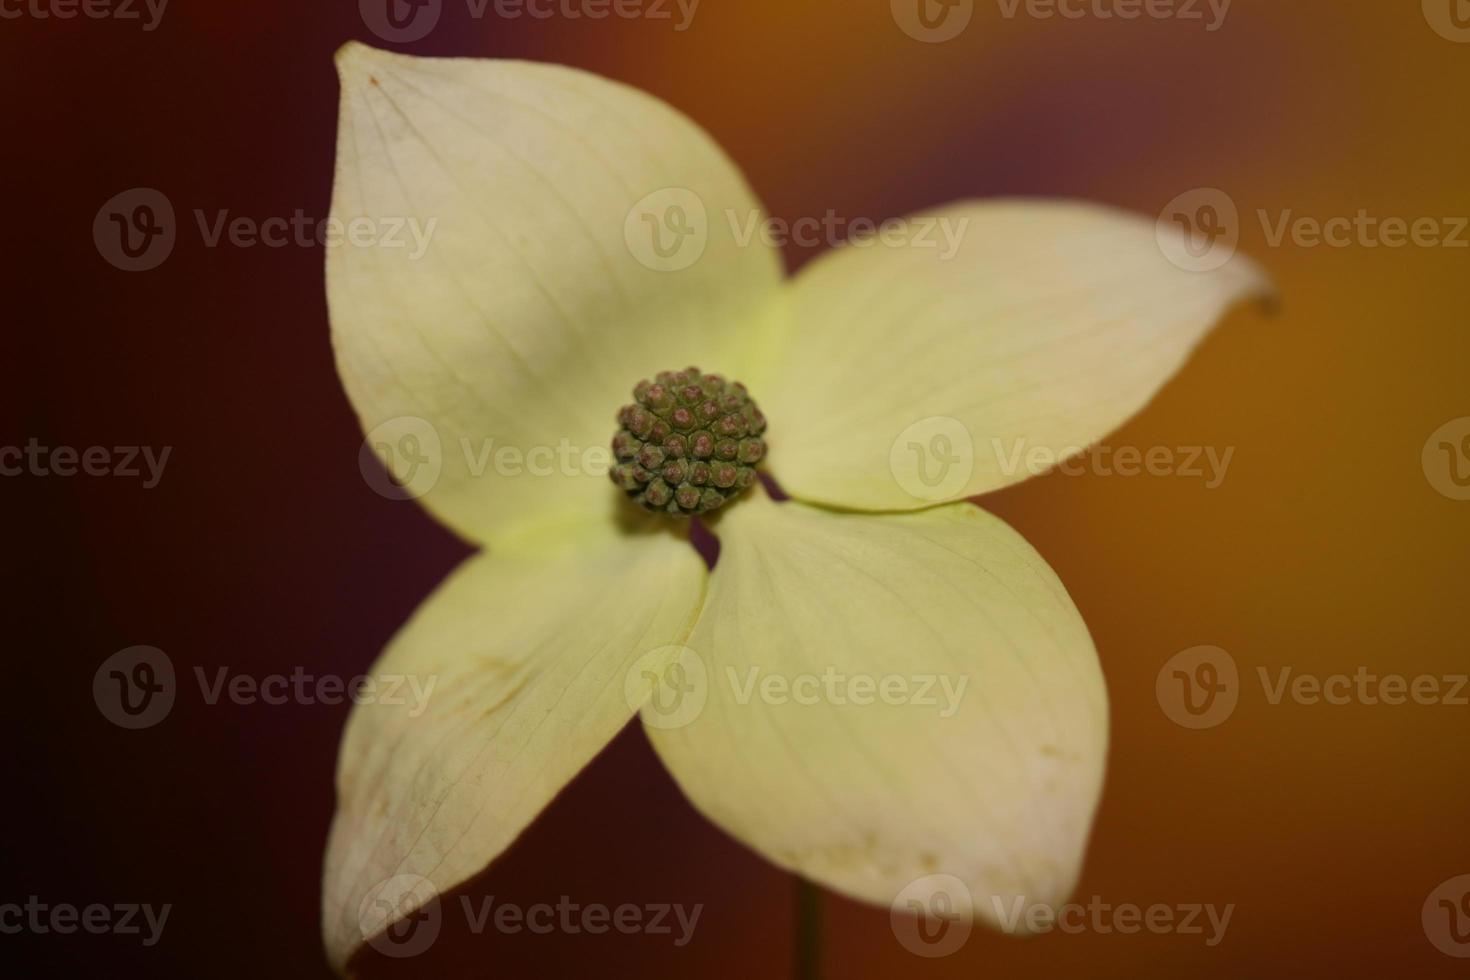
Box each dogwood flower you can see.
[321,41,1268,971]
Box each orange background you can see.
[5,0,1468,976]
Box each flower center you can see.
[609,367,767,516]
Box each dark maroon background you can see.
[6,0,1470,978]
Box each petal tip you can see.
[334,40,387,85]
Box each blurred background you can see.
[4,0,1468,976]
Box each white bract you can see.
[321,42,1270,972]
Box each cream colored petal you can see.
[760,198,1272,511]
[644,490,1107,929]
[322,519,705,972]
[329,43,783,542]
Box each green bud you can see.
[675,485,702,510]
[737,438,765,464]
[670,406,697,432]
[690,430,715,459]
[637,444,666,470]
[611,369,767,517]
[644,478,673,508]
[612,432,642,460]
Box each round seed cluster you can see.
[610,367,767,516]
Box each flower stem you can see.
[795,877,822,980]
